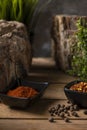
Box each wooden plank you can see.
[0,99,87,119]
[0,99,61,119]
[28,67,78,83]
[0,120,87,130]
[43,83,66,99]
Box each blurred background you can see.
[33,0,87,57]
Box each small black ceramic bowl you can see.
[64,80,87,108]
[0,78,48,109]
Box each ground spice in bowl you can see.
[7,86,38,98]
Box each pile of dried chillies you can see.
[7,86,38,98]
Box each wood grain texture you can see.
[0,99,87,119]
[43,83,66,99]
[27,67,78,83]
[0,120,87,130]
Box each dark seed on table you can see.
[48,109,52,113]
[55,106,59,110]
[61,104,65,108]
[67,112,70,116]
[67,100,71,104]
[59,109,63,112]
[60,112,65,118]
[51,109,55,113]
[75,113,79,117]
[60,108,64,112]
[66,105,70,110]
[64,109,67,113]
[49,117,55,123]
[55,111,58,115]
[70,107,74,112]
[58,109,62,113]
[64,117,69,122]
[50,113,54,116]
[73,105,79,111]
[71,111,75,116]
[56,108,59,111]
[71,111,79,117]
[57,113,60,116]
[56,104,61,109]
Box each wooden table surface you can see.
[0,61,87,130]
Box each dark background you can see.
[32,0,87,57]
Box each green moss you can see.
[69,18,87,80]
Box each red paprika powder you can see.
[7,86,38,98]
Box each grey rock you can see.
[0,20,32,90]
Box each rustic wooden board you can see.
[27,69,78,83]
[43,83,66,99]
[0,99,87,119]
[0,66,86,130]
[0,120,87,130]
[0,99,63,118]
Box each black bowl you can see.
[0,78,48,109]
[64,80,87,108]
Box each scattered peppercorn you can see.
[70,106,74,112]
[64,117,70,122]
[49,117,55,123]
[55,111,58,115]
[73,104,79,111]
[64,109,67,113]
[48,101,80,123]
[67,111,70,116]
[67,100,71,104]
[50,113,54,116]
[60,112,65,118]
[57,104,61,109]
[66,105,70,110]
[71,111,79,117]
[61,104,65,108]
